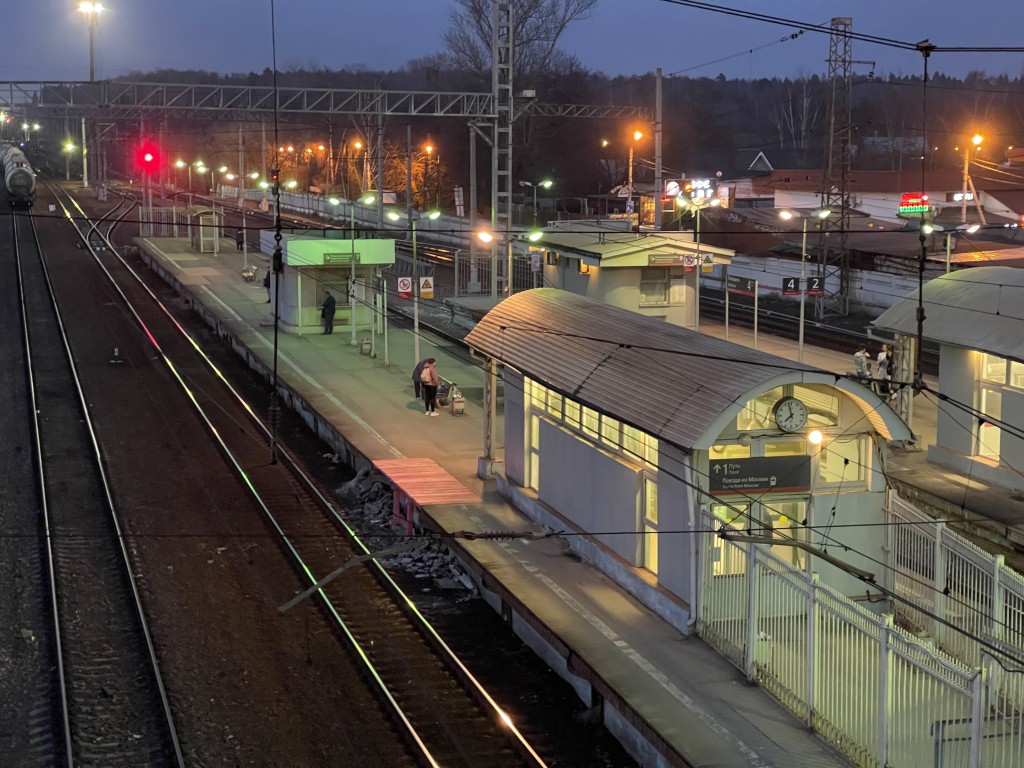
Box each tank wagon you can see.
[2,145,36,208]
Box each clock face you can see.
[773,396,808,433]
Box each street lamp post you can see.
[961,133,983,224]
[627,130,643,226]
[78,3,104,189]
[519,179,554,226]
[921,222,982,274]
[78,2,104,81]
[388,209,440,366]
[677,195,721,332]
[780,208,832,362]
[64,142,76,181]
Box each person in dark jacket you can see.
[411,357,430,398]
[319,291,336,334]
[235,229,245,251]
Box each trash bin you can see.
[360,338,372,355]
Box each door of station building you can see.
[710,498,809,572]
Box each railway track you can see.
[5,207,183,767]
[48,185,549,766]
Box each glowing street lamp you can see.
[779,208,832,362]
[922,221,981,274]
[78,2,105,82]
[519,178,554,226]
[676,194,721,332]
[388,208,441,364]
[628,130,644,223]
[961,133,984,225]
[64,142,77,181]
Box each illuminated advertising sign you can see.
[684,178,716,200]
[898,192,929,216]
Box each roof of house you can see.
[872,267,1024,360]
[529,221,734,265]
[465,289,909,449]
[752,169,1024,196]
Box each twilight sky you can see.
[2,0,1022,82]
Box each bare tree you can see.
[443,0,597,80]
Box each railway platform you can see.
[132,234,1024,767]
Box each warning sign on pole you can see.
[397,276,412,299]
[419,276,434,300]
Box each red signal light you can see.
[136,141,160,174]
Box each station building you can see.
[526,222,734,329]
[873,266,1024,491]
[466,288,911,633]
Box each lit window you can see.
[710,443,751,460]
[816,436,868,486]
[645,436,659,466]
[601,415,620,448]
[981,353,1007,384]
[582,406,599,437]
[622,424,644,459]
[547,390,563,418]
[564,399,580,427]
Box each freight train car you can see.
[1,145,36,208]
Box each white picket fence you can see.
[700,499,1024,768]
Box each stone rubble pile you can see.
[337,468,476,594]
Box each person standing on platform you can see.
[886,348,900,400]
[876,344,891,394]
[420,358,440,416]
[319,290,336,334]
[853,345,871,382]
[235,228,244,252]
[412,357,429,398]
[263,270,271,303]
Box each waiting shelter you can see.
[259,230,395,335]
[466,288,911,632]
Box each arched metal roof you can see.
[873,267,1024,361]
[466,289,910,450]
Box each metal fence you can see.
[887,494,1024,666]
[451,248,543,297]
[700,506,1024,767]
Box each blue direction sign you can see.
[709,456,811,495]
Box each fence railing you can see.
[887,493,1024,666]
[700,507,1024,768]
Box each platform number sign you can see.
[807,276,824,296]
[782,277,800,296]
[397,276,412,299]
